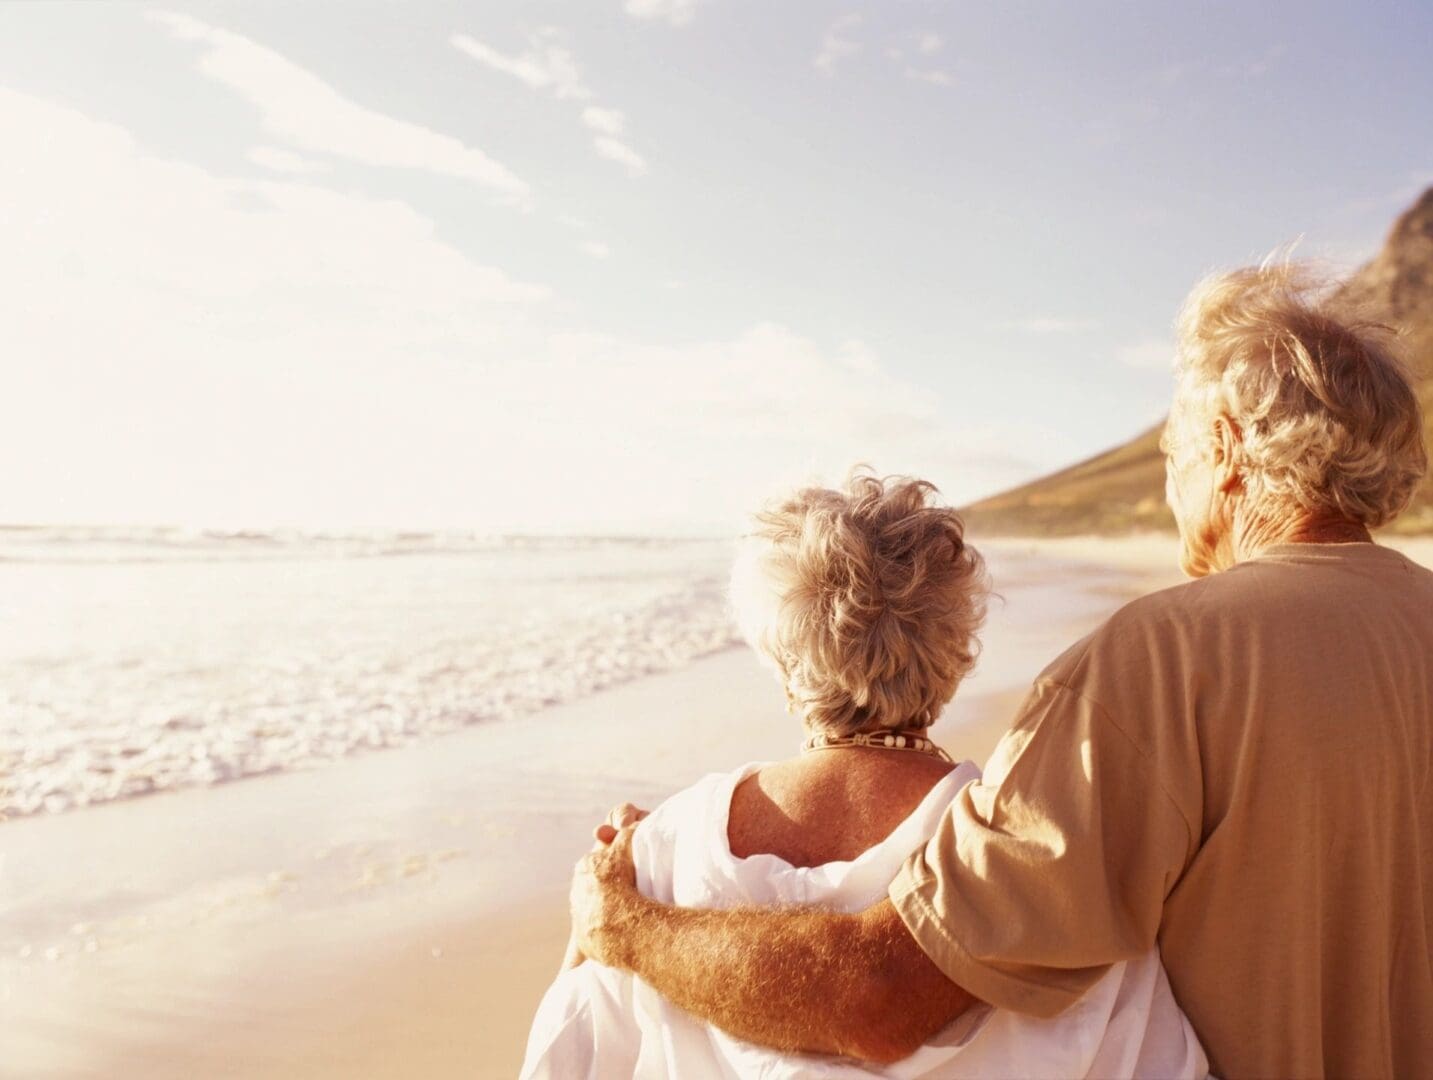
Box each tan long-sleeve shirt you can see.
[890,542,1433,1079]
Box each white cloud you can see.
[623,0,703,27]
[0,88,550,527]
[592,135,648,177]
[452,36,647,178]
[146,12,530,205]
[531,323,1035,521]
[247,145,327,174]
[886,32,951,84]
[836,340,880,375]
[560,215,617,259]
[0,88,1024,533]
[814,14,862,76]
[1001,317,1102,335]
[581,106,627,136]
[1155,44,1285,97]
[904,67,954,87]
[1117,338,1176,370]
[583,110,647,175]
[450,30,591,100]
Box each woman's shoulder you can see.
[640,765,752,836]
[727,754,981,867]
[887,757,982,841]
[632,763,769,903]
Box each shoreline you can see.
[1,534,1182,828]
[15,531,1425,831]
[0,539,1201,1078]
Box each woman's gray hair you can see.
[1173,260,1426,528]
[729,467,989,737]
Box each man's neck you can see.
[1233,509,1373,562]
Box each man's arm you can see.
[570,825,977,1065]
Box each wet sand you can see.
[4,641,1036,1079]
[21,535,1429,1077]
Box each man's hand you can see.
[562,803,650,972]
[593,801,648,845]
[569,822,647,969]
[563,800,977,1062]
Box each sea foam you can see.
[0,531,740,818]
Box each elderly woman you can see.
[568,262,1433,1079]
[522,471,1207,1077]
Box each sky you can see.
[1,0,1429,535]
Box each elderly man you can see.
[570,262,1433,1078]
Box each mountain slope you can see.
[965,186,1433,536]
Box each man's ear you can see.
[1211,414,1244,494]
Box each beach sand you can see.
[0,645,1031,1080]
[10,534,1426,1078]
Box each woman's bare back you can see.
[726,748,956,867]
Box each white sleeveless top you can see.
[522,760,1208,1079]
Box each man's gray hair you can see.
[1173,260,1427,527]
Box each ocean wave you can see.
[0,524,718,564]
[1,543,742,819]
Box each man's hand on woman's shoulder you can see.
[563,799,978,1064]
[570,818,649,969]
[562,803,652,972]
[593,801,649,845]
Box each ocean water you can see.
[0,527,739,818]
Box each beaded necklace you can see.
[801,728,953,763]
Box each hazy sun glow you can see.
[1,3,1426,533]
